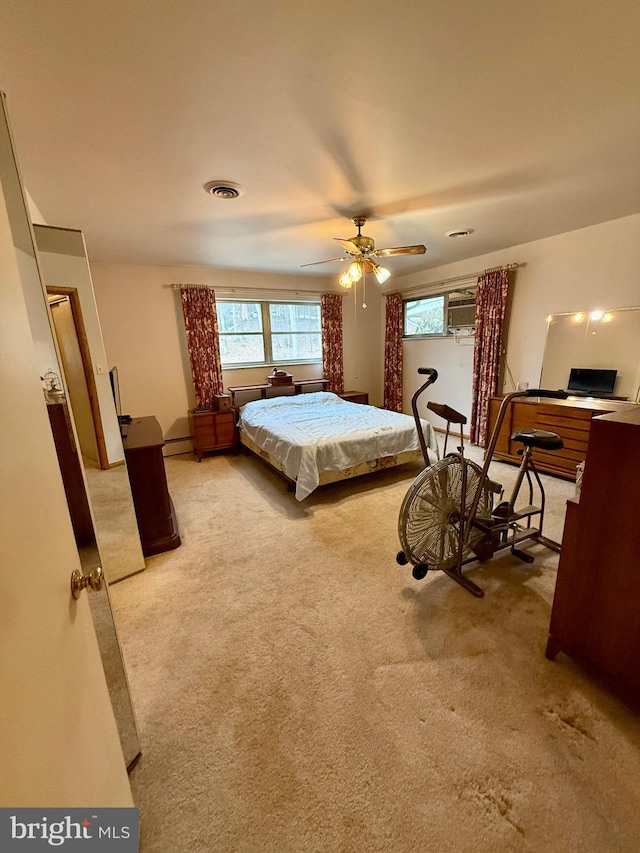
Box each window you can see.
[403,287,476,338]
[218,300,322,367]
[404,295,445,336]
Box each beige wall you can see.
[392,213,640,430]
[49,213,640,453]
[91,263,383,454]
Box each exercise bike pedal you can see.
[472,534,499,562]
[509,504,542,522]
[511,548,535,564]
[492,503,542,524]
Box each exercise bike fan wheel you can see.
[398,456,492,573]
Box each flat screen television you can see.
[567,367,617,396]
[109,366,121,416]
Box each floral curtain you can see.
[321,293,344,394]
[470,268,511,446]
[180,286,223,408]
[384,292,404,412]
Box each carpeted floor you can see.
[108,445,640,852]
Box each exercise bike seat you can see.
[427,402,467,424]
[510,428,564,450]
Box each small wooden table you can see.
[228,379,328,407]
[189,409,237,461]
[339,390,369,405]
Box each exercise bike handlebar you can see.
[411,368,439,467]
[522,388,569,399]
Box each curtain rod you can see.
[166,283,210,289]
[165,283,331,296]
[387,263,521,297]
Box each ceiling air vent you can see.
[445,228,474,238]
[203,180,244,199]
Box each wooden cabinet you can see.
[487,396,633,479]
[339,390,369,405]
[189,409,237,461]
[546,406,640,699]
[123,416,181,557]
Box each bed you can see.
[236,391,439,500]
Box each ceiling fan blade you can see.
[333,238,361,255]
[373,245,427,257]
[300,256,348,267]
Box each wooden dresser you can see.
[546,406,640,699]
[487,395,634,479]
[189,409,237,461]
[122,416,181,557]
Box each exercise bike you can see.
[396,367,568,597]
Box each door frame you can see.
[47,285,110,470]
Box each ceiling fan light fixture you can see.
[372,263,391,284]
[347,261,362,282]
[339,269,354,288]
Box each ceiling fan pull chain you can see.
[362,269,367,308]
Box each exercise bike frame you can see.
[405,369,568,597]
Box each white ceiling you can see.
[1,0,640,279]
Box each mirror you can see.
[0,92,141,769]
[34,224,146,584]
[540,308,640,403]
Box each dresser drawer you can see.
[215,412,235,427]
[215,424,236,445]
[192,413,216,437]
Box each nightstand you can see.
[189,409,237,461]
[339,391,369,405]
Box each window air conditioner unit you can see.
[447,297,476,330]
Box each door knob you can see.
[71,566,104,600]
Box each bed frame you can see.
[239,430,423,492]
[228,379,328,407]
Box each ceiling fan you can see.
[302,216,427,289]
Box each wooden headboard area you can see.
[227,378,328,408]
